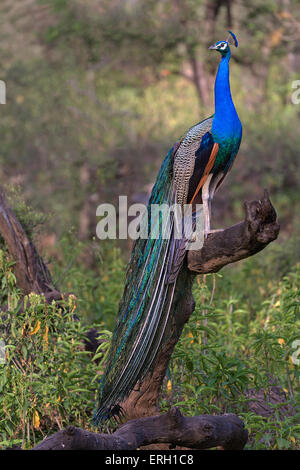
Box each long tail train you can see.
[93,144,182,425]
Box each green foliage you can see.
[0,210,299,449]
[0,250,107,449]
[50,232,126,327]
[4,185,47,242]
[164,265,300,450]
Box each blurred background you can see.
[0,0,299,325]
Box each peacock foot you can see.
[204,229,224,238]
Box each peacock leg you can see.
[201,174,213,237]
[207,172,225,233]
[203,173,226,236]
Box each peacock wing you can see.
[173,115,214,207]
[167,116,219,283]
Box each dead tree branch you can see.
[187,189,279,273]
[33,408,248,450]
[0,186,60,302]
[0,186,99,350]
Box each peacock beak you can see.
[209,44,218,50]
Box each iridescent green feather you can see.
[93,145,178,424]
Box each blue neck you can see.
[214,52,236,119]
[212,51,239,140]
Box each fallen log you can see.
[33,408,248,450]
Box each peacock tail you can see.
[93,144,178,424]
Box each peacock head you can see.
[209,31,238,57]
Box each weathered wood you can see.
[0,186,97,347]
[0,186,60,300]
[187,189,279,273]
[33,408,248,450]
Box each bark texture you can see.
[0,187,60,301]
[33,408,248,450]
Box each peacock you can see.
[93,31,242,425]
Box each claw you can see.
[204,229,224,238]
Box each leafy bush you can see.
[50,233,126,327]
[166,264,300,449]
[0,247,299,449]
[0,250,108,449]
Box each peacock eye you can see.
[219,42,227,50]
